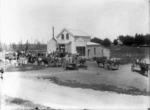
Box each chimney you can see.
[52,26,54,39]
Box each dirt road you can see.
[1,63,150,110]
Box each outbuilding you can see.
[47,27,57,53]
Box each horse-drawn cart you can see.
[62,55,78,70]
[104,58,120,70]
[131,59,149,76]
[96,57,120,70]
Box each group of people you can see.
[4,49,87,69]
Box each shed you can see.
[86,42,110,59]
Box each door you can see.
[59,44,65,53]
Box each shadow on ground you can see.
[5,64,46,72]
[40,76,150,96]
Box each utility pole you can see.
[52,26,54,39]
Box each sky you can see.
[0,0,149,44]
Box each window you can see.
[61,34,64,40]
[66,33,69,39]
[94,48,96,55]
[88,49,90,56]
[76,47,85,56]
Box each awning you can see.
[57,41,71,44]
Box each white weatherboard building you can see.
[47,28,110,59]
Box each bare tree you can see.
[35,40,41,50]
[25,40,30,52]
[18,40,23,51]
[12,43,17,50]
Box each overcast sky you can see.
[0,0,149,44]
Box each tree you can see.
[118,35,134,46]
[144,34,150,45]
[117,34,150,46]
[113,39,118,45]
[103,38,111,47]
[91,37,103,44]
[135,34,145,46]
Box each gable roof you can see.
[86,41,110,50]
[56,28,90,38]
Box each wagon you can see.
[62,55,78,70]
[48,57,62,67]
[131,59,149,76]
[104,58,120,70]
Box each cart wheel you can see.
[49,62,52,67]
[63,62,67,70]
[97,62,99,66]
[75,65,78,70]
[144,70,148,77]
[104,63,106,68]
[64,65,67,70]
[102,63,105,68]
[104,63,107,68]
[85,65,88,69]
[110,64,113,70]
[106,64,110,69]
[116,64,119,70]
[131,64,134,72]
[63,64,66,70]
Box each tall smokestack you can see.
[52,26,54,39]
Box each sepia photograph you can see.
[0,0,150,109]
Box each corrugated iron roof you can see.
[86,42,100,46]
[56,28,90,38]
[65,28,90,37]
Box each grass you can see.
[5,96,57,110]
[109,45,150,64]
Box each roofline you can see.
[47,37,57,44]
[86,43,100,46]
[56,28,74,38]
[52,37,57,42]
[86,44,100,46]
